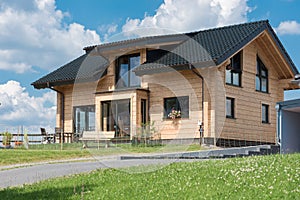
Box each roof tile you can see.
[32,20,298,88]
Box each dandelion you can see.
[268,186,274,190]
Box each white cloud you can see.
[0,80,56,132]
[0,0,101,73]
[121,0,251,37]
[276,20,300,35]
[98,23,118,42]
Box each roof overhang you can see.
[277,99,300,112]
[256,30,297,79]
[31,53,109,89]
[32,70,107,89]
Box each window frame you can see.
[164,96,189,119]
[256,56,268,93]
[262,104,269,124]
[115,53,141,89]
[226,97,235,119]
[226,51,242,87]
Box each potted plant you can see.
[2,131,13,148]
[168,109,181,120]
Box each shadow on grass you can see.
[0,183,97,200]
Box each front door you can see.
[101,99,131,138]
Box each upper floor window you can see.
[256,56,268,93]
[164,96,189,119]
[116,54,141,88]
[226,51,242,87]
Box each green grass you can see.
[0,143,205,166]
[0,149,91,166]
[108,143,204,153]
[1,154,299,199]
[25,143,84,150]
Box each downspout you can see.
[275,104,282,154]
[147,88,150,123]
[47,82,65,134]
[189,64,205,144]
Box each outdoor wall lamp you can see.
[291,74,300,85]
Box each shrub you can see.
[2,131,13,146]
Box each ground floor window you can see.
[164,96,189,119]
[73,105,95,133]
[141,99,147,124]
[262,104,269,123]
[226,97,235,118]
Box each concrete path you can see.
[0,156,195,189]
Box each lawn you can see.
[0,143,204,166]
[0,149,91,166]
[0,154,299,199]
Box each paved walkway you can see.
[0,155,196,189]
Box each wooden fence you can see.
[0,133,73,145]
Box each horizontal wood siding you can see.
[221,40,285,143]
[144,70,202,140]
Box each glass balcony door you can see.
[116,54,141,88]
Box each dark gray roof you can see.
[135,20,298,76]
[32,54,108,89]
[32,20,298,89]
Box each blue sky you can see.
[0,0,300,133]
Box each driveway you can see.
[0,156,195,189]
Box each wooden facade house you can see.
[32,20,299,145]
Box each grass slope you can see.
[1,154,299,199]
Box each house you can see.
[32,20,299,146]
[276,98,300,153]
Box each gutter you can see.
[189,64,205,144]
[47,82,65,133]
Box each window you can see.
[74,105,95,133]
[164,96,189,119]
[262,104,269,123]
[101,100,131,137]
[226,51,242,87]
[116,54,141,88]
[256,56,268,93]
[226,97,235,118]
[141,99,147,124]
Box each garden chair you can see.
[40,128,54,144]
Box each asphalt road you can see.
[0,157,195,189]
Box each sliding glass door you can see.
[101,99,131,138]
